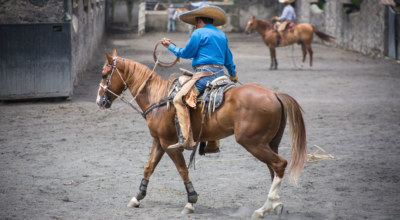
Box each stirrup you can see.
[168,141,195,151]
[168,142,185,150]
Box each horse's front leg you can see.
[127,138,165,208]
[269,47,278,70]
[269,57,274,70]
[165,146,198,214]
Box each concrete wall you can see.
[296,0,387,57]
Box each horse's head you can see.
[96,49,127,110]
[244,16,257,35]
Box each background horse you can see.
[154,2,168,10]
[96,49,307,218]
[245,16,335,70]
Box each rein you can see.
[99,56,159,118]
[101,41,180,119]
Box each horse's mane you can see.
[256,18,273,32]
[122,58,171,104]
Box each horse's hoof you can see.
[127,197,140,208]
[273,203,283,216]
[204,148,220,154]
[251,211,264,219]
[181,203,195,214]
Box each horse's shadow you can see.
[132,199,287,219]
[132,200,254,218]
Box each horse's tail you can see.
[312,25,335,43]
[277,93,307,183]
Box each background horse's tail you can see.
[312,25,335,43]
[277,93,307,183]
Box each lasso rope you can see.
[153,40,180,68]
[290,44,301,70]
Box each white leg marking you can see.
[268,176,282,201]
[252,175,283,218]
[181,203,195,214]
[127,196,140,207]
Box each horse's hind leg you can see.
[241,143,287,218]
[301,43,307,63]
[307,43,313,67]
[253,171,285,218]
[127,139,165,208]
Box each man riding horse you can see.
[274,0,296,32]
[271,0,297,46]
[161,5,238,151]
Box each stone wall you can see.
[0,0,106,89]
[296,0,387,57]
[70,0,106,86]
[106,0,139,29]
[140,0,279,33]
[0,0,65,23]
[233,0,279,32]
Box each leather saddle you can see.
[168,68,235,112]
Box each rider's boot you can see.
[169,104,195,151]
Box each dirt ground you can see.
[1,31,400,220]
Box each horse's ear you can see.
[105,52,113,64]
[251,15,255,19]
[112,48,118,57]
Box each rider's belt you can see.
[193,64,223,70]
[192,71,214,80]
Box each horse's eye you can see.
[102,74,108,79]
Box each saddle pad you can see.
[198,82,235,112]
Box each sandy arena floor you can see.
[1,31,399,219]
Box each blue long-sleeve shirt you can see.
[278,4,296,22]
[168,24,236,76]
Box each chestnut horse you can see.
[245,16,335,70]
[96,49,307,218]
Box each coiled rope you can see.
[153,40,180,68]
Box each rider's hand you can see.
[161,38,171,47]
[230,73,238,83]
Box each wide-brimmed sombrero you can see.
[179,5,227,26]
[279,0,295,3]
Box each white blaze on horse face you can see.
[97,64,111,109]
[96,86,102,107]
[96,80,107,109]
[246,21,251,30]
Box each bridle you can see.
[99,56,158,118]
[100,56,128,94]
